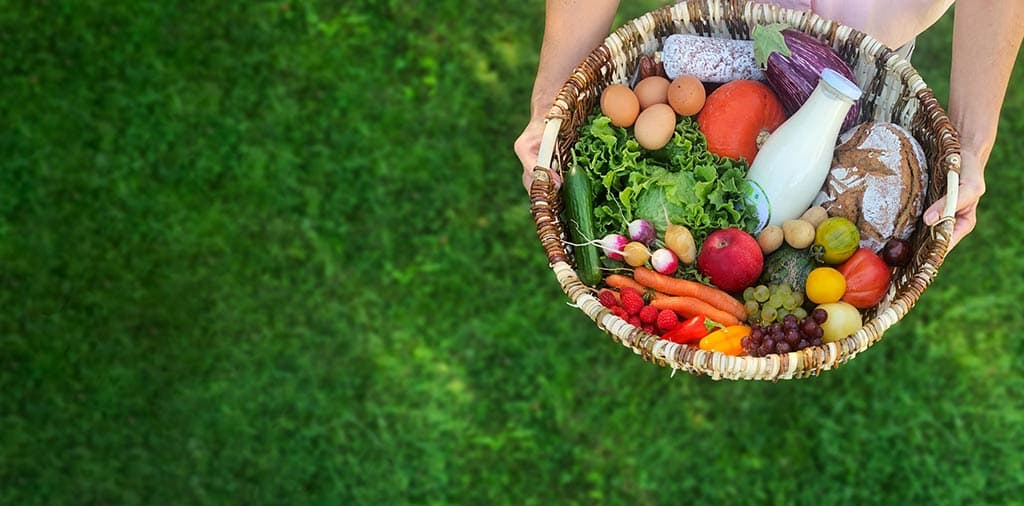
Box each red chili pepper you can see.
[661,315,709,344]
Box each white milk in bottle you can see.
[746,68,862,231]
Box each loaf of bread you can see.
[813,122,929,251]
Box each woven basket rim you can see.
[528,0,960,380]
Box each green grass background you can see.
[2,1,1023,504]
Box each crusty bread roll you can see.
[813,122,928,251]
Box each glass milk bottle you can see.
[746,68,862,231]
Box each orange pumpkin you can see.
[696,80,786,163]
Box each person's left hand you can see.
[515,117,562,193]
[922,150,986,251]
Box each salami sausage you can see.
[662,34,765,83]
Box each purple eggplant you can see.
[753,25,860,131]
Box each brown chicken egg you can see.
[600,84,640,127]
[633,76,670,110]
[667,75,706,116]
[633,103,677,150]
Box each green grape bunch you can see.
[742,283,806,325]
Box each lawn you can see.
[2,1,1023,504]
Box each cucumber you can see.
[563,165,602,286]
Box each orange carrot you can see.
[632,267,746,320]
[651,297,741,327]
[605,274,648,292]
[605,274,669,300]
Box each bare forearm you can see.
[948,0,1024,162]
[529,0,620,119]
[921,0,1024,248]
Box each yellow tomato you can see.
[805,267,846,304]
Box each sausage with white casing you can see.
[662,34,765,83]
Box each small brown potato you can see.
[800,206,829,228]
[757,225,784,255]
[783,219,816,249]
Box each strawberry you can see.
[657,310,679,332]
[620,287,644,316]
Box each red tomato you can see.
[836,248,892,308]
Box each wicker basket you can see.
[528,0,961,380]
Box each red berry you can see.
[598,289,619,308]
[643,324,657,335]
[628,315,642,327]
[620,287,644,316]
[611,306,629,319]
[656,310,679,331]
[639,305,658,324]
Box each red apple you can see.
[697,228,764,293]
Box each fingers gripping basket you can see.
[528,0,961,380]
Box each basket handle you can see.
[928,164,960,246]
[529,117,569,265]
[535,116,562,172]
[940,169,959,218]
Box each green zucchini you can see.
[563,165,602,286]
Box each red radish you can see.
[651,248,679,275]
[600,233,628,262]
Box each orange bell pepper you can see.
[698,325,751,356]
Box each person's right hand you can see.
[514,117,562,193]
[923,150,986,251]
[514,0,620,194]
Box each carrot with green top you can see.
[632,267,746,320]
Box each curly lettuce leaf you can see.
[571,114,757,245]
[635,166,755,244]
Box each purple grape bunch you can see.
[742,309,828,357]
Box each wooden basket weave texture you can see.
[528,0,961,380]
